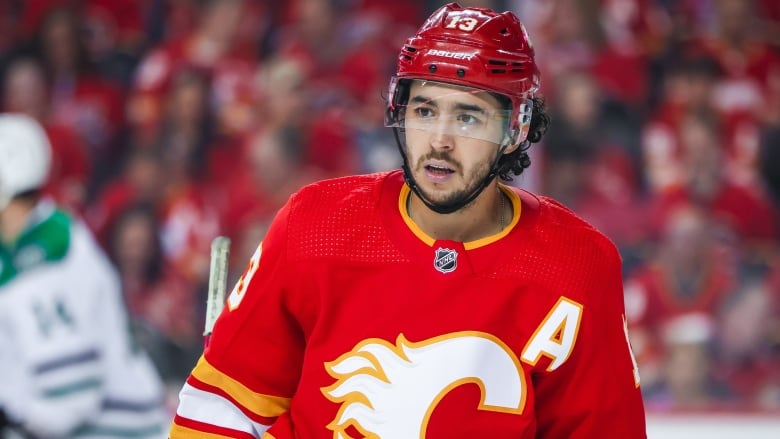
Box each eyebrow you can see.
[410,95,487,114]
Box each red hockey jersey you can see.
[170,170,647,438]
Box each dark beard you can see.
[411,150,493,208]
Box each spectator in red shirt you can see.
[642,55,722,194]
[32,6,126,175]
[652,109,779,250]
[144,68,224,290]
[625,202,737,390]
[675,0,780,186]
[128,0,263,143]
[712,278,780,409]
[643,312,736,411]
[106,202,202,386]
[86,147,166,248]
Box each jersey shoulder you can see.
[1,202,117,290]
[536,194,619,258]
[284,172,406,263]
[0,207,71,287]
[497,191,621,299]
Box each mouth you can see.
[424,163,455,176]
[421,160,457,183]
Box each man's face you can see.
[402,80,508,206]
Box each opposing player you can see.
[0,114,169,438]
[170,3,647,437]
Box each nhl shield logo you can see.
[433,247,458,273]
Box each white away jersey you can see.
[0,208,168,438]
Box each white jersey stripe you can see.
[177,382,270,436]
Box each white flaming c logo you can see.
[321,331,527,439]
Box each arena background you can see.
[1,0,778,436]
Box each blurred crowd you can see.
[0,0,778,415]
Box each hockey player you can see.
[170,3,647,438]
[0,114,169,438]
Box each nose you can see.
[430,132,454,150]
[429,121,455,150]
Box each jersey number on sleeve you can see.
[227,243,262,311]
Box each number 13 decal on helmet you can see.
[389,3,540,145]
[445,16,479,31]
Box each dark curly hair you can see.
[496,96,551,182]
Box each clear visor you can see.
[386,79,513,144]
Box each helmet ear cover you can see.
[513,99,533,145]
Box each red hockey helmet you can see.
[386,2,540,142]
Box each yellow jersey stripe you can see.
[192,356,291,418]
[399,183,522,250]
[465,184,521,250]
[169,423,237,439]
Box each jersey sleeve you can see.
[533,237,647,438]
[170,198,303,438]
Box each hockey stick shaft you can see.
[204,236,231,343]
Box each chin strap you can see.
[394,127,509,215]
